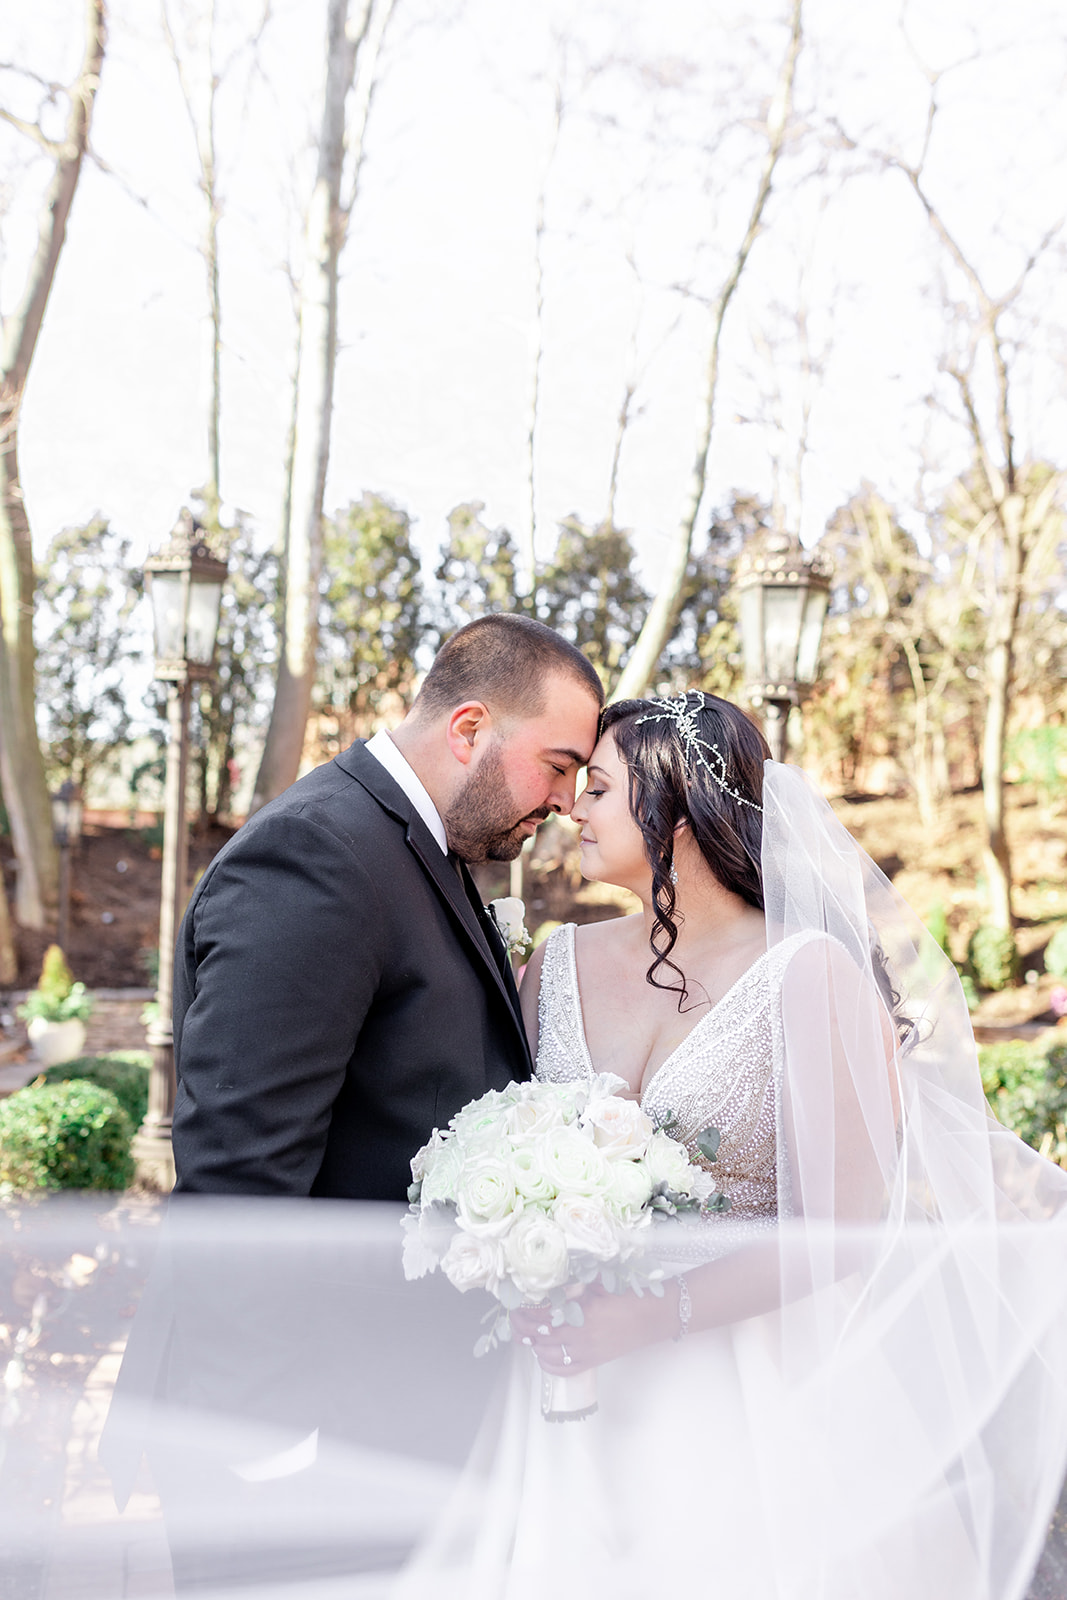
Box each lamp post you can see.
[133,508,227,1190]
[50,780,84,955]
[735,530,832,763]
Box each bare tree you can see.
[0,0,105,930]
[522,73,563,602]
[611,0,804,702]
[880,59,1065,928]
[251,0,397,811]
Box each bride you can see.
[396,690,1067,1600]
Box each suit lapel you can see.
[339,742,532,1071]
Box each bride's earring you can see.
[669,863,678,886]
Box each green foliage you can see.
[958,972,981,1012]
[433,503,521,636]
[0,1080,134,1191]
[966,925,1020,992]
[319,494,424,729]
[34,517,143,790]
[39,1051,150,1127]
[924,903,951,958]
[1007,727,1067,806]
[39,943,75,1002]
[980,1041,1067,1154]
[537,517,649,691]
[16,945,93,1023]
[660,493,765,697]
[1043,925,1067,981]
[187,505,279,824]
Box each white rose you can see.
[503,1212,571,1298]
[606,1157,654,1216]
[441,1231,505,1293]
[509,1142,558,1204]
[551,1195,619,1261]
[450,1092,512,1148]
[583,1096,654,1159]
[488,897,529,954]
[537,1127,609,1198]
[456,1159,523,1236]
[505,1096,565,1140]
[644,1130,696,1194]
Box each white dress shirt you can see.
[364,728,448,855]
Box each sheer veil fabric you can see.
[391,762,1067,1599]
[6,767,1066,1599]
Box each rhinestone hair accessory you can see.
[633,692,763,813]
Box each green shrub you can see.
[39,1051,150,1127]
[16,943,93,1024]
[958,972,980,1012]
[978,1040,1038,1098]
[1043,925,1067,981]
[980,1041,1067,1153]
[924,903,951,959]
[0,1080,134,1191]
[967,925,1020,992]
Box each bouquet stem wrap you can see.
[540,1367,598,1422]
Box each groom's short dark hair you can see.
[414,614,604,721]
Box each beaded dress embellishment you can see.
[535,922,822,1221]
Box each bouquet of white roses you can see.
[402,1073,728,1419]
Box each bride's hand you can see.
[514,1281,681,1375]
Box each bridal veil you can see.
[2,763,1065,1599]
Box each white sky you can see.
[4,0,1067,584]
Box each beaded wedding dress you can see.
[392,764,1067,1600]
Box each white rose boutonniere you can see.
[488,896,531,959]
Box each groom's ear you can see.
[445,701,492,766]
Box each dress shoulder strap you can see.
[534,923,591,1083]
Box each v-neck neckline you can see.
[563,921,774,1106]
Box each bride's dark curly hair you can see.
[601,692,916,1042]
[600,694,769,1008]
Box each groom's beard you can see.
[444,741,550,863]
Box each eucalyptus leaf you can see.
[704,1191,732,1213]
[563,1299,585,1327]
[696,1125,722,1162]
[406,1181,423,1204]
[473,1334,494,1359]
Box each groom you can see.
[171,612,603,1201]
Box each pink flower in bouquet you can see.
[1050,985,1067,1020]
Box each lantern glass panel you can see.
[150,572,187,661]
[738,586,764,682]
[795,587,829,683]
[186,578,224,664]
[762,586,805,684]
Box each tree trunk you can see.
[0,868,15,985]
[0,0,105,926]
[981,577,1020,931]
[0,425,57,926]
[611,0,802,702]
[251,0,371,811]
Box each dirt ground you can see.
[2,782,1065,1028]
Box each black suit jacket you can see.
[171,741,531,1198]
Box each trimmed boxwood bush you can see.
[1043,925,1067,981]
[40,1051,151,1128]
[967,925,1020,992]
[980,1041,1067,1154]
[0,1080,134,1191]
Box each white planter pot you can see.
[27,1016,87,1068]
